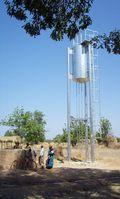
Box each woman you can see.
[46,146,54,169]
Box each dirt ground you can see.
[0,147,120,199]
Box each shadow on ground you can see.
[0,167,120,199]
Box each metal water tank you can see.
[72,44,89,83]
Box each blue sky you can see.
[0,0,120,138]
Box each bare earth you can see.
[0,147,120,199]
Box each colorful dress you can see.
[46,148,54,169]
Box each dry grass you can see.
[0,145,120,199]
[61,144,120,170]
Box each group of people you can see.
[25,143,54,169]
[39,145,54,169]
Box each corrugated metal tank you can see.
[72,44,89,83]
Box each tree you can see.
[96,118,112,140]
[0,107,46,143]
[53,118,91,145]
[3,0,120,54]
[3,0,93,40]
[91,30,120,54]
[4,130,16,136]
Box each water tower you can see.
[67,30,100,162]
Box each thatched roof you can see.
[0,136,21,142]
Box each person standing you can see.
[46,145,54,169]
[39,145,44,167]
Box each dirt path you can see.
[0,163,120,199]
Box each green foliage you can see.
[1,107,46,143]
[4,130,16,137]
[3,0,93,40]
[96,118,112,144]
[117,137,120,142]
[99,118,112,138]
[53,118,91,145]
[3,1,120,54]
[53,129,67,143]
[91,30,120,54]
[53,134,64,143]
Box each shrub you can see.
[117,137,120,142]
[105,135,117,147]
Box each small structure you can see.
[0,136,22,149]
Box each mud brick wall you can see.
[0,149,22,169]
